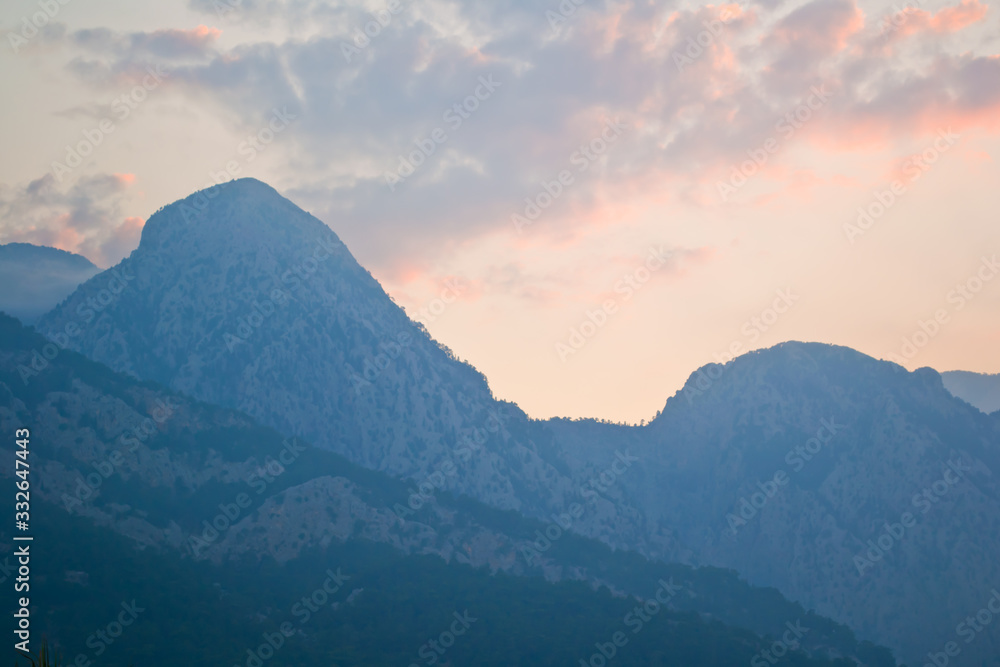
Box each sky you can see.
[1,0,999,424]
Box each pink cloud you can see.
[0,172,141,268]
[884,0,988,41]
[131,24,221,55]
[767,0,865,55]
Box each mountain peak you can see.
[30,180,1000,667]
[663,339,939,422]
[139,177,338,256]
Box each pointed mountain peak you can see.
[35,177,428,404]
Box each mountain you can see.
[941,370,1000,414]
[35,178,1000,666]
[554,344,1000,666]
[35,178,574,513]
[0,314,892,666]
[32,180,673,608]
[0,243,99,324]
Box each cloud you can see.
[40,0,1000,277]
[56,25,217,89]
[882,0,989,42]
[463,243,717,308]
[832,53,1000,141]
[72,25,221,59]
[0,173,140,268]
[760,0,865,96]
[768,0,864,54]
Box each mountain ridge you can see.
[941,369,1000,414]
[35,178,1000,666]
[0,312,895,666]
[0,242,100,324]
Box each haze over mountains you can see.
[558,345,1000,665]
[0,243,99,324]
[0,313,893,666]
[941,370,1000,415]
[6,178,999,665]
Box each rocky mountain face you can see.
[942,370,1000,414]
[0,243,99,324]
[554,344,1000,666]
[0,313,521,576]
[33,179,657,560]
[36,181,564,503]
[0,314,894,665]
[34,179,1000,666]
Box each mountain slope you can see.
[0,243,99,324]
[0,314,893,666]
[941,369,1000,414]
[33,178,999,666]
[33,178,670,572]
[35,179,569,507]
[552,343,1000,666]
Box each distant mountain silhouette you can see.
[0,242,99,323]
[942,370,1000,414]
